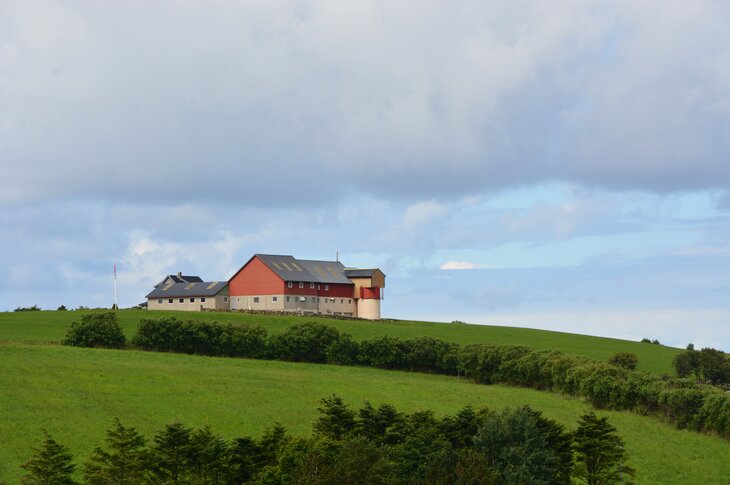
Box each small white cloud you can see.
[403,200,447,227]
[440,260,477,270]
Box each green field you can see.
[0,309,682,375]
[0,344,727,484]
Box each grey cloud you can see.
[2,1,729,209]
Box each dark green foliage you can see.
[673,351,698,378]
[697,348,730,384]
[83,418,148,485]
[62,313,126,349]
[188,426,230,484]
[14,305,41,312]
[326,332,359,365]
[354,402,403,446]
[357,336,408,369]
[18,398,642,485]
[403,336,458,373]
[474,406,572,485]
[608,352,638,370]
[21,430,76,485]
[640,338,651,343]
[268,322,340,363]
[149,422,192,484]
[57,305,67,311]
[132,317,267,358]
[314,395,356,440]
[572,412,634,485]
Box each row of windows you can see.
[251,296,352,304]
[286,282,330,291]
[156,297,228,304]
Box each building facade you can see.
[145,255,385,319]
[146,273,229,311]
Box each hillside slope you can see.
[0,344,727,484]
[0,309,681,374]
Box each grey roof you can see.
[255,254,353,285]
[146,281,227,299]
[344,268,383,278]
[155,274,204,287]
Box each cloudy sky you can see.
[2,1,729,349]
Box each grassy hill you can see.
[0,344,728,484]
[0,309,682,375]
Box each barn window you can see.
[272,296,278,302]
[223,297,228,302]
[201,297,206,302]
[168,299,173,303]
[288,281,293,288]
[286,296,290,302]
[348,299,352,304]
[325,285,329,291]
[254,297,260,303]
[299,282,304,288]
[340,299,343,304]
[179,298,184,303]
[157,299,163,304]
[190,298,195,303]
[310,283,315,289]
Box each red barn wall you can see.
[229,256,285,296]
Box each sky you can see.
[1,1,729,350]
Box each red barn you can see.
[228,254,385,319]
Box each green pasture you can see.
[0,309,681,374]
[0,344,726,484]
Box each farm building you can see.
[145,255,385,318]
[228,254,385,319]
[146,272,229,311]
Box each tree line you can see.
[21,396,633,485]
[63,313,730,439]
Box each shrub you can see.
[57,305,67,311]
[268,322,340,363]
[326,333,360,365]
[358,336,408,370]
[608,352,638,370]
[14,305,41,312]
[63,312,126,349]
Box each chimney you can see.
[177,271,183,279]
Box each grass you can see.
[0,309,682,375]
[0,344,726,484]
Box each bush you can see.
[132,317,267,358]
[268,322,340,363]
[57,305,67,311]
[62,312,126,349]
[608,352,638,370]
[14,305,41,312]
[358,336,408,370]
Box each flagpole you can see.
[114,263,117,310]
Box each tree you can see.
[474,406,572,485]
[608,352,638,370]
[62,312,126,349]
[313,395,356,440]
[572,412,634,485]
[84,418,148,484]
[188,426,230,484]
[149,422,192,484]
[268,322,340,363]
[21,430,76,485]
[698,348,730,385]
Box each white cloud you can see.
[440,260,477,270]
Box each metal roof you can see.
[146,281,227,299]
[344,268,382,278]
[154,274,204,287]
[255,254,353,285]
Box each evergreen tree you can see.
[313,395,356,440]
[188,426,230,484]
[84,418,148,485]
[149,422,192,484]
[228,436,266,484]
[21,430,77,485]
[572,412,634,485]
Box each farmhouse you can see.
[228,254,385,319]
[146,272,229,311]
